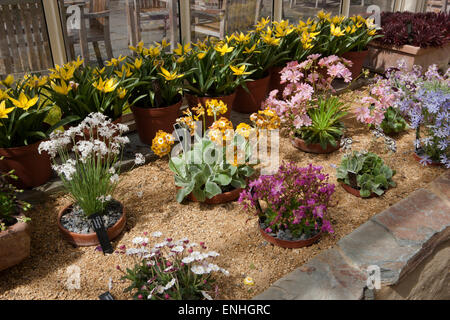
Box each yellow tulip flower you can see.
[234,32,251,43]
[0,100,14,119]
[255,17,270,32]
[9,92,38,111]
[158,67,184,81]
[230,65,251,76]
[1,74,14,87]
[261,34,280,46]
[105,55,126,67]
[215,43,234,56]
[317,10,331,21]
[93,78,119,93]
[0,89,9,101]
[197,52,207,60]
[174,43,191,56]
[129,41,144,54]
[51,80,72,95]
[117,87,127,99]
[115,65,132,78]
[244,43,260,54]
[330,24,345,37]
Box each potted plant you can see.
[43,58,131,127]
[336,150,396,198]
[238,162,335,248]
[38,113,144,246]
[232,23,292,113]
[265,54,353,153]
[315,12,380,79]
[354,73,408,135]
[0,74,66,188]
[365,11,450,73]
[0,165,31,271]
[151,101,280,204]
[127,41,189,144]
[181,37,250,118]
[117,232,229,300]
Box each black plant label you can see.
[98,291,115,300]
[89,214,113,254]
[348,171,358,188]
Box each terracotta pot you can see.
[132,99,182,145]
[412,152,442,167]
[233,74,271,113]
[0,215,31,271]
[0,140,52,189]
[258,223,321,249]
[268,65,286,97]
[185,92,235,129]
[364,42,450,73]
[340,182,377,198]
[57,202,127,247]
[291,136,341,154]
[342,50,368,80]
[176,186,243,204]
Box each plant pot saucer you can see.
[258,223,321,249]
[177,186,243,204]
[57,202,126,247]
[291,136,341,154]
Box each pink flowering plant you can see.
[265,54,353,149]
[117,232,229,300]
[239,162,335,240]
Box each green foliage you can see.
[336,151,396,197]
[380,106,408,134]
[0,160,31,231]
[298,96,347,150]
[169,135,255,203]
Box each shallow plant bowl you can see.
[181,187,243,205]
[340,182,378,198]
[57,202,126,247]
[258,224,321,249]
[412,152,442,167]
[291,137,340,154]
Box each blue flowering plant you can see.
[238,162,335,240]
[385,63,449,167]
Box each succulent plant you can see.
[336,151,396,197]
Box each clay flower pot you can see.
[0,215,31,271]
[412,151,442,167]
[258,223,321,249]
[132,99,182,145]
[233,73,271,113]
[57,202,127,247]
[291,136,341,154]
[177,186,243,204]
[0,140,52,189]
[340,182,377,198]
[185,92,235,129]
[342,49,369,80]
[268,65,286,97]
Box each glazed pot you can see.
[57,202,127,247]
[340,182,377,198]
[268,65,286,97]
[412,151,442,167]
[0,215,31,271]
[342,49,369,80]
[233,73,271,113]
[131,99,182,145]
[185,92,235,129]
[258,223,321,249]
[291,136,341,154]
[0,140,52,189]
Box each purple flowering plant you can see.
[238,162,335,239]
[382,62,449,166]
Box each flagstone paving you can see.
[253,171,450,300]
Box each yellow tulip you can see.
[261,34,280,46]
[0,100,14,119]
[255,17,270,31]
[51,80,72,95]
[117,87,127,99]
[244,43,259,54]
[1,74,14,87]
[133,58,143,69]
[93,78,119,93]
[234,32,251,43]
[230,65,251,76]
[9,92,38,110]
[215,43,234,56]
[0,89,9,101]
[105,55,126,67]
[158,67,184,81]
[330,24,345,37]
[197,52,207,60]
[129,41,144,54]
[174,43,191,56]
[317,10,331,21]
[115,65,132,78]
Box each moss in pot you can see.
[239,162,336,248]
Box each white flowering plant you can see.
[117,232,229,300]
[38,112,144,217]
